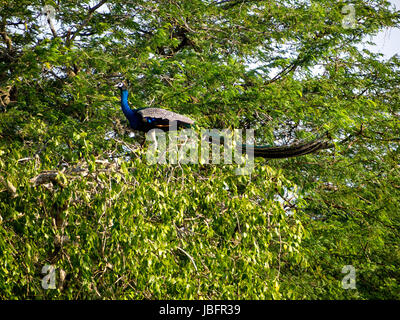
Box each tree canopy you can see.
[0,0,399,299]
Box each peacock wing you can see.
[137,108,195,126]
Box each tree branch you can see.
[67,0,107,45]
[0,20,13,51]
[47,16,58,38]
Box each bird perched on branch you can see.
[115,82,194,132]
[116,82,328,158]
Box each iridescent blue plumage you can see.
[116,82,195,132]
[120,89,139,129]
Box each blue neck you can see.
[121,90,134,118]
[120,89,141,129]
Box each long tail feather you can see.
[242,136,329,159]
[205,132,329,159]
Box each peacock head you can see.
[115,81,128,91]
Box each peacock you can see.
[116,82,328,159]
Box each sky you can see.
[40,0,399,60]
[364,0,400,58]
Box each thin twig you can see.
[177,247,198,272]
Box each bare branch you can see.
[47,16,58,38]
[176,247,198,272]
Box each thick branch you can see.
[0,20,13,51]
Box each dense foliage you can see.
[1,0,399,299]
